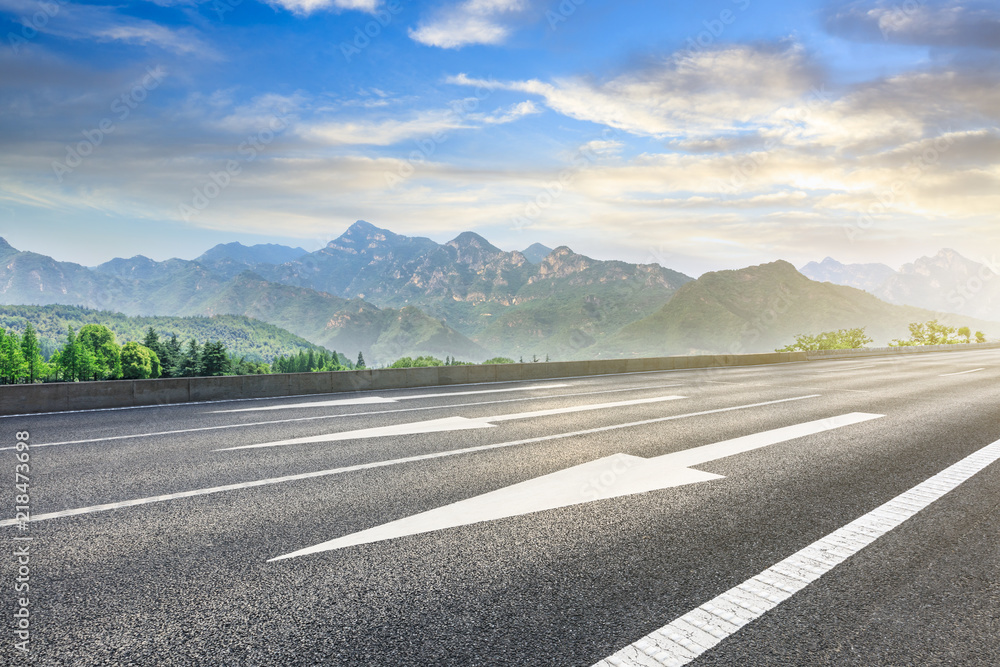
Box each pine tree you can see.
[177,339,202,377]
[160,334,182,378]
[200,341,229,376]
[58,326,79,381]
[21,323,44,383]
[356,351,366,369]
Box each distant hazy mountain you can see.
[600,260,1000,357]
[197,242,307,266]
[802,249,1000,322]
[800,257,896,293]
[194,242,307,279]
[874,249,1000,321]
[521,243,553,264]
[0,304,332,362]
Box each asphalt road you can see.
[3,349,999,666]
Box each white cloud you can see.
[299,110,470,146]
[448,44,820,137]
[267,0,382,15]
[409,0,529,48]
[825,0,1000,49]
[0,0,215,56]
[479,100,540,124]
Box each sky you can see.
[0,0,998,276]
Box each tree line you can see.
[777,321,989,352]
[0,323,355,384]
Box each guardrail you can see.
[1,342,995,416]
[0,351,807,416]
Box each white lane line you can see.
[939,368,985,377]
[813,364,882,373]
[0,384,683,451]
[217,396,688,451]
[209,383,572,413]
[269,413,884,560]
[592,438,1000,667]
[0,395,819,527]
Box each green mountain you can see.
[599,260,1000,356]
[0,304,334,362]
[255,223,693,358]
[0,238,484,364]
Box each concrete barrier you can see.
[0,343,994,416]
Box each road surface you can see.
[3,349,999,665]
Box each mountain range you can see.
[2,226,997,362]
[801,250,1000,322]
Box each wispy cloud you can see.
[448,44,821,137]
[410,0,529,48]
[0,0,215,56]
[267,0,382,15]
[825,0,1000,49]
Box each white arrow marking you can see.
[211,383,572,413]
[0,395,817,528]
[217,395,687,451]
[268,412,884,561]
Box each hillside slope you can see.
[600,261,1000,356]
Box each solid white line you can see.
[592,438,1000,667]
[209,383,572,413]
[217,396,688,451]
[0,384,683,451]
[939,368,985,377]
[0,395,819,527]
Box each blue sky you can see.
[1,0,998,275]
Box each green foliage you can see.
[76,324,121,380]
[20,323,45,382]
[270,349,349,374]
[890,320,978,346]
[200,341,229,376]
[776,328,873,352]
[483,357,516,364]
[0,329,26,384]
[0,304,328,364]
[121,342,155,380]
[388,356,444,368]
[356,351,366,369]
[177,339,202,377]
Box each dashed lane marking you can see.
[0,395,819,527]
[0,384,682,451]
